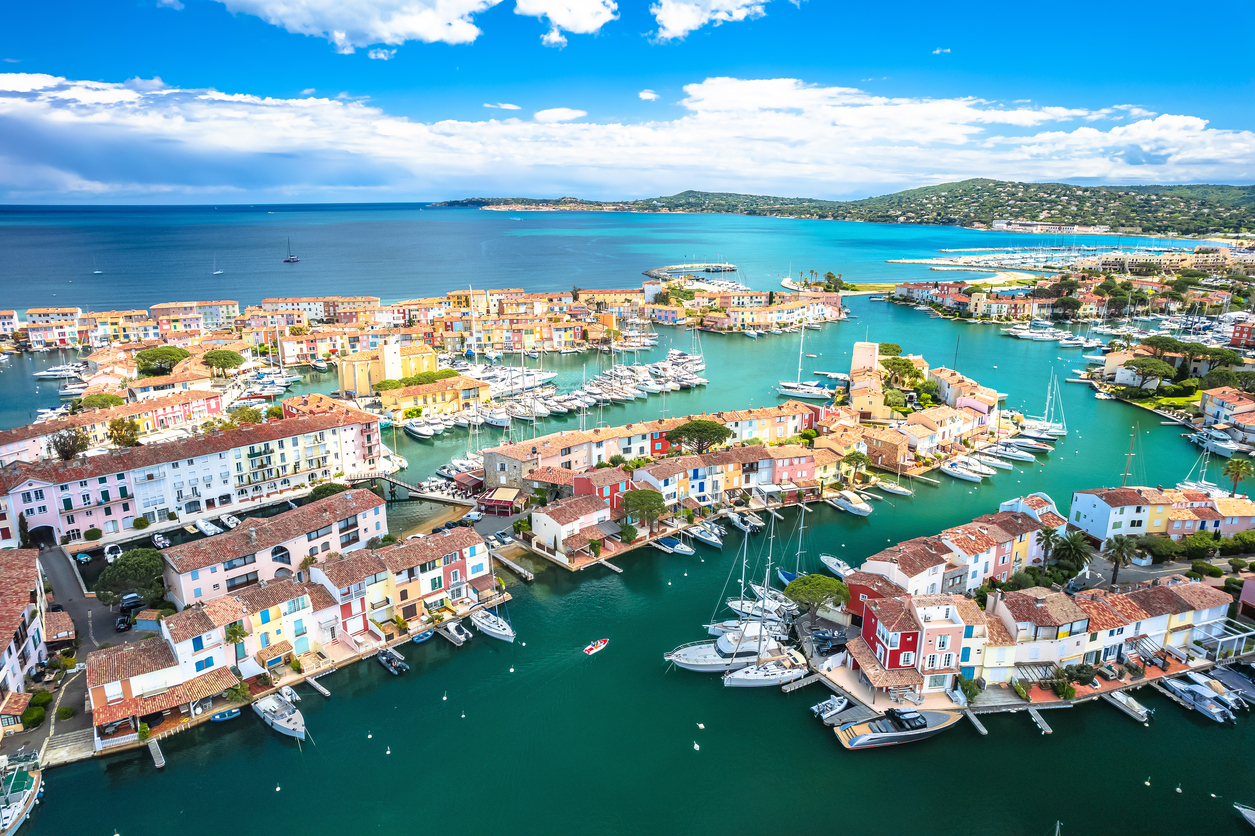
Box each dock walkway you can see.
[306,675,331,698]
[492,550,534,581]
[148,739,165,768]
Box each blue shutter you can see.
[192,636,203,652]
[960,647,971,663]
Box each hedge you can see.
[20,707,45,729]
[84,528,103,541]
[132,517,149,530]
[30,691,53,708]
[56,707,75,721]
[1192,560,1224,578]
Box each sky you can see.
[1,0,1253,203]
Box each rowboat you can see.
[209,708,240,722]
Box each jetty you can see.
[1027,708,1053,734]
[345,472,476,506]
[963,710,988,735]
[642,262,737,281]
[148,739,165,768]
[781,673,822,693]
[306,675,332,698]
[492,550,534,581]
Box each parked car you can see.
[463,511,484,522]
[496,530,514,545]
[118,592,146,614]
[48,604,64,613]
[114,617,132,633]
[484,536,500,549]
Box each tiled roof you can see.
[90,665,239,727]
[1073,488,1148,508]
[163,489,384,574]
[0,413,376,494]
[86,637,178,687]
[1214,497,1255,517]
[237,578,313,613]
[984,616,1017,647]
[0,390,222,447]
[527,466,576,486]
[846,637,924,689]
[0,550,40,640]
[536,494,610,526]
[865,596,920,633]
[1038,511,1067,529]
[972,511,1042,538]
[0,692,32,717]
[318,550,387,588]
[387,375,486,398]
[301,581,338,612]
[255,640,293,663]
[1158,576,1233,611]
[1001,587,1088,626]
[1125,584,1192,617]
[163,606,217,644]
[1082,589,1152,624]
[575,466,629,488]
[379,527,484,573]
[1073,594,1129,632]
[44,611,75,640]
[864,536,950,578]
[952,597,984,626]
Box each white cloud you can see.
[639,89,659,101]
[515,0,617,47]
[368,47,397,59]
[212,0,504,51]
[158,0,185,8]
[301,87,317,95]
[651,0,766,41]
[932,47,950,54]
[0,72,1250,202]
[484,102,522,109]
[534,107,586,122]
[2,59,19,64]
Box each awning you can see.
[757,484,782,494]
[454,471,483,490]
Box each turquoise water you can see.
[4,211,1248,835]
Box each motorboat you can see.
[940,460,983,482]
[704,618,790,639]
[1161,677,1234,723]
[482,409,511,428]
[412,630,434,643]
[0,757,42,836]
[654,536,695,556]
[195,519,223,536]
[1184,671,1247,712]
[819,553,853,578]
[990,444,1036,462]
[377,647,410,675]
[151,533,171,549]
[584,638,609,655]
[776,380,836,400]
[688,526,723,548]
[1107,690,1154,723]
[811,694,851,724]
[725,597,790,623]
[469,607,516,642]
[722,649,809,687]
[835,708,963,750]
[310,359,328,372]
[727,511,762,534]
[664,622,786,672]
[104,544,122,564]
[404,419,435,440]
[448,620,473,643]
[219,514,242,529]
[1094,391,1116,400]
[749,583,800,614]
[743,330,759,339]
[954,456,996,477]
[1018,427,1059,442]
[828,490,872,516]
[252,692,306,740]
[973,453,1013,470]
[1188,427,1242,458]
[1004,437,1054,452]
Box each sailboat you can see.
[722,557,806,688]
[283,238,300,263]
[469,590,516,642]
[778,326,835,400]
[777,503,809,586]
[212,256,224,275]
[1020,370,1067,438]
[92,256,102,275]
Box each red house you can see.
[860,596,921,670]
[843,571,906,624]
[572,467,632,510]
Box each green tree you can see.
[1223,458,1254,498]
[881,356,922,387]
[232,406,263,424]
[1141,335,1186,360]
[225,622,247,644]
[1121,357,1175,389]
[665,419,733,454]
[783,574,851,623]
[135,346,191,376]
[622,489,666,533]
[608,454,627,467]
[202,349,245,377]
[105,418,141,448]
[18,514,30,549]
[884,388,906,409]
[95,548,165,606]
[46,427,90,461]
[617,522,638,543]
[308,482,350,502]
[1200,369,1239,390]
[79,393,125,411]
[878,342,902,357]
[1053,296,1082,314]
[917,380,940,401]
[1101,533,1139,586]
[265,405,285,420]
[1053,530,1091,571]
[225,681,252,704]
[1037,526,1062,565]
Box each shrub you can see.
[1009,571,1035,590]
[132,517,149,530]
[1138,535,1182,563]
[1223,577,1245,596]
[84,528,103,541]
[956,674,980,703]
[1229,558,1248,573]
[1218,537,1241,555]
[167,511,178,521]
[20,707,45,729]
[257,673,272,688]
[1191,560,1223,578]
[1185,571,1202,580]
[30,691,53,708]
[1182,532,1219,561]
[1012,679,1028,700]
[289,658,303,673]
[617,523,638,543]
[137,722,150,740]
[56,706,75,721]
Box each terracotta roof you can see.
[1158,576,1233,611]
[1073,594,1129,632]
[1022,495,1051,511]
[0,692,32,717]
[1038,511,1067,529]
[163,489,384,574]
[91,665,239,727]
[1001,587,1088,626]
[236,578,312,613]
[0,550,40,640]
[984,616,1017,647]
[846,637,925,689]
[44,610,76,640]
[1073,488,1149,508]
[971,511,1042,539]
[379,527,484,573]
[536,494,610,526]
[865,596,920,634]
[318,550,387,589]
[163,606,217,644]
[1214,498,1255,517]
[255,640,293,664]
[952,597,985,627]
[301,581,338,612]
[527,466,576,487]
[386,375,486,398]
[576,466,630,488]
[1125,584,1192,617]
[86,637,178,687]
[1081,589,1152,624]
[864,536,950,578]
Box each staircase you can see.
[887,685,923,705]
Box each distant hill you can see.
[435,180,1255,235]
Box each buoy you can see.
[461,712,465,718]
[1145,777,1151,786]
[1175,785,1181,794]
[276,786,281,792]
[693,742,700,751]
[521,642,526,646]
[367,732,372,739]
[683,572,687,577]
[509,666,514,672]
[668,581,671,585]
[697,723,704,729]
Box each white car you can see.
[104,544,123,564]
[463,511,484,523]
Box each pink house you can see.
[762,445,814,484]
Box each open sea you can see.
[2,206,1247,836]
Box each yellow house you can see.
[336,340,437,395]
[379,375,490,419]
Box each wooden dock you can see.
[782,673,821,693]
[492,551,534,581]
[148,739,165,768]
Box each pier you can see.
[642,262,737,281]
[346,472,476,506]
[596,558,623,574]
[963,710,988,735]
[492,550,534,581]
[1027,708,1053,735]
[306,675,332,698]
[781,673,822,693]
[148,739,165,768]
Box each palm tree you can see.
[1102,533,1140,586]
[1037,526,1062,566]
[1053,530,1090,571]
[1223,458,1254,497]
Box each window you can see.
[926,654,937,669]
[192,635,204,652]
[937,634,950,650]
[942,653,953,668]
[193,587,202,598]
[260,610,271,625]
[223,554,256,571]
[899,651,914,666]
[430,576,443,592]
[226,571,259,591]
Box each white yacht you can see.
[722,649,809,688]
[253,692,306,740]
[469,607,516,642]
[828,490,872,516]
[953,456,996,477]
[941,460,983,482]
[404,419,435,439]
[819,553,854,578]
[1189,427,1241,458]
[195,519,223,536]
[663,622,787,672]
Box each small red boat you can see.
[583,639,608,656]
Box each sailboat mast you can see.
[1121,424,1137,487]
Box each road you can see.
[39,544,135,653]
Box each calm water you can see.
[3,210,1246,835]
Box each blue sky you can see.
[1,0,1252,202]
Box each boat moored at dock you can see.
[835,708,963,749]
[253,692,306,740]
